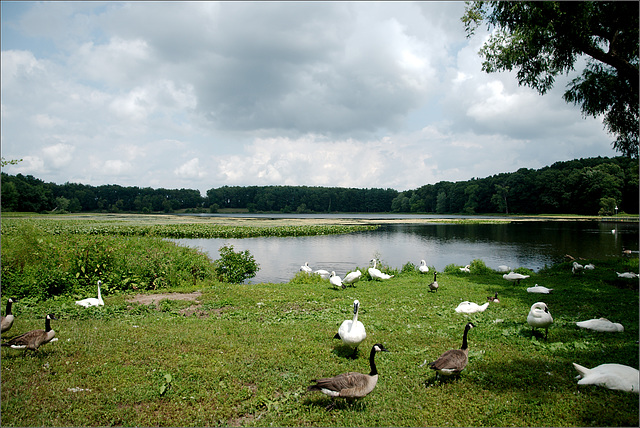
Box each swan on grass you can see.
[496,265,511,273]
[368,259,394,281]
[576,318,624,332]
[314,269,331,280]
[527,302,553,339]
[428,322,475,380]
[419,260,429,274]
[572,262,584,274]
[459,265,470,273]
[308,343,389,407]
[584,263,595,270]
[1,298,17,334]
[330,271,344,289]
[454,301,489,314]
[616,272,638,279]
[75,280,104,307]
[334,299,366,358]
[1,314,58,353]
[342,270,362,287]
[300,262,313,273]
[573,363,639,393]
[503,272,530,284]
[527,284,553,294]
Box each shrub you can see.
[469,259,494,274]
[214,245,260,284]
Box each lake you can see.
[170,215,639,284]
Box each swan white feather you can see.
[419,260,429,274]
[454,301,489,314]
[75,280,104,307]
[576,318,624,332]
[573,363,639,393]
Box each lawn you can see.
[2,256,638,427]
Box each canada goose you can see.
[1,298,17,334]
[527,302,553,339]
[2,314,58,353]
[75,280,104,307]
[487,292,499,303]
[334,300,366,358]
[503,272,530,284]
[330,271,345,289]
[526,284,553,294]
[573,363,639,393]
[459,265,470,273]
[308,343,389,402]
[576,318,624,332]
[454,301,489,313]
[428,322,475,380]
[368,259,394,281]
[342,270,362,287]
[428,272,439,292]
[314,269,331,280]
[572,262,584,274]
[419,260,429,274]
[300,262,313,273]
[616,272,638,279]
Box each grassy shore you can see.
[2,257,638,426]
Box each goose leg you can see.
[350,347,359,359]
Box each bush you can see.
[214,245,260,284]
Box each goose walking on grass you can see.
[576,318,624,332]
[368,259,394,281]
[503,272,530,284]
[1,298,17,334]
[419,260,429,274]
[527,284,553,294]
[573,363,639,393]
[308,343,389,405]
[428,272,439,292]
[342,270,362,287]
[300,262,313,273]
[334,300,366,358]
[75,280,104,307]
[527,302,553,340]
[428,322,475,381]
[455,301,489,314]
[2,314,58,353]
[330,271,345,289]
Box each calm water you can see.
[170,217,639,284]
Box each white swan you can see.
[459,265,470,273]
[334,300,367,358]
[497,265,511,273]
[616,272,638,279]
[503,272,530,284]
[584,263,595,270]
[455,301,489,314]
[573,363,639,393]
[572,262,584,274]
[330,271,344,289]
[576,318,624,332]
[314,269,331,279]
[75,280,104,307]
[343,270,362,286]
[527,302,553,339]
[419,260,429,274]
[368,259,394,281]
[527,284,553,294]
[300,262,313,273]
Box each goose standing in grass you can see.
[576,318,624,332]
[503,272,530,284]
[1,298,17,334]
[459,265,470,273]
[573,363,639,393]
[527,302,553,339]
[572,262,584,275]
[300,262,313,273]
[428,272,439,292]
[616,272,638,279]
[75,280,104,307]
[308,343,389,403]
[527,284,553,294]
[368,259,394,281]
[455,301,489,313]
[314,269,331,280]
[487,292,499,303]
[419,260,429,274]
[2,314,58,353]
[334,300,366,358]
[330,271,345,289]
[342,270,362,287]
[428,322,475,381]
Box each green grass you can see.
[2,258,638,427]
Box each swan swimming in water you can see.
[300,262,313,273]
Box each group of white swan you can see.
[299,262,367,288]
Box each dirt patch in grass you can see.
[127,292,202,306]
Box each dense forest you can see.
[1,156,638,215]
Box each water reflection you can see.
[170,220,638,284]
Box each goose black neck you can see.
[461,325,470,350]
[5,300,12,315]
[45,317,52,332]
[368,346,378,376]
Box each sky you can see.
[0,1,619,195]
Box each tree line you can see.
[1,156,637,215]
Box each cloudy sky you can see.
[1,1,618,195]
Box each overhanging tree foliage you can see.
[462,1,639,157]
